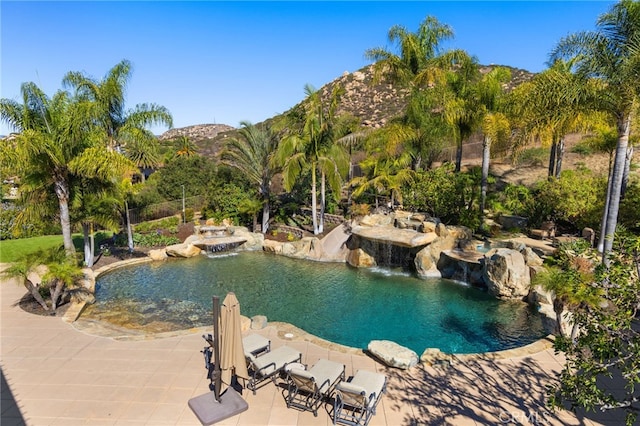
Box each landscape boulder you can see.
[165,243,202,258]
[367,340,418,370]
[483,248,530,299]
[148,249,168,261]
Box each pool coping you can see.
[68,255,556,363]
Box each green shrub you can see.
[131,232,180,247]
[570,142,593,156]
[183,208,194,223]
[530,169,605,230]
[134,217,179,234]
[514,147,546,167]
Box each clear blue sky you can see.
[1,1,615,136]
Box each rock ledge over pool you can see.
[368,340,419,369]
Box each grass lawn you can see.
[0,232,113,263]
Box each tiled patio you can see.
[1,267,621,425]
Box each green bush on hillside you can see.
[529,168,605,230]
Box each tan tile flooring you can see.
[1,272,623,425]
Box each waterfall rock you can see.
[346,248,377,268]
[165,243,202,258]
[483,248,530,299]
[368,340,418,369]
[359,214,393,227]
[230,227,264,251]
[438,250,485,286]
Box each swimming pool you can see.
[86,252,546,354]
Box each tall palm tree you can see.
[221,121,279,233]
[1,83,121,256]
[275,85,351,235]
[63,59,173,156]
[508,60,604,179]
[475,67,512,214]
[365,15,455,86]
[365,15,465,171]
[440,53,484,172]
[351,123,415,208]
[550,0,640,258]
[71,181,122,267]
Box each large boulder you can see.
[148,249,168,261]
[230,226,264,251]
[368,340,418,370]
[346,248,376,268]
[165,243,202,258]
[483,248,531,299]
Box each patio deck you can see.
[1,269,622,425]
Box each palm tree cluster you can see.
[1,60,173,266]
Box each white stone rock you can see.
[483,248,531,299]
[368,340,418,370]
[148,249,168,261]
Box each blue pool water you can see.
[88,252,546,354]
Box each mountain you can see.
[157,64,535,158]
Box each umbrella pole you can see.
[212,295,222,402]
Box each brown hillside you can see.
[158,63,535,159]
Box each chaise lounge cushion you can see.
[337,370,386,407]
[252,345,300,376]
[242,333,270,358]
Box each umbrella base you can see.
[188,388,248,425]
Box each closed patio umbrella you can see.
[188,295,248,425]
[219,292,249,393]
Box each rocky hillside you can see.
[158,63,535,157]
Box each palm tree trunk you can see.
[54,179,75,257]
[125,200,134,252]
[548,139,557,178]
[480,136,491,214]
[311,162,318,235]
[24,279,50,312]
[82,223,94,268]
[455,140,463,172]
[261,193,270,234]
[602,114,632,261]
[621,144,633,199]
[553,299,566,338]
[319,172,325,234]
[598,164,614,253]
[554,137,565,178]
[50,280,64,312]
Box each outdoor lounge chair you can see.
[285,358,346,417]
[333,370,387,426]
[201,333,271,388]
[242,333,271,359]
[246,345,302,394]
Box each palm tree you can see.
[0,83,123,256]
[275,85,351,235]
[350,123,415,208]
[476,67,512,215]
[42,248,84,312]
[508,60,604,179]
[174,135,198,158]
[549,0,640,258]
[221,121,279,233]
[440,53,484,172]
[63,59,173,156]
[71,183,122,267]
[124,134,161,182]
[365,15,455,86]
[1,252,51,312]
